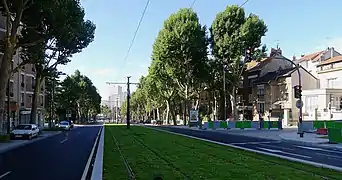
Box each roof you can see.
[317,55,342,66]
[298,50,325,62]
[254,68,295,84]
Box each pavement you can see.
[0,131,62,154]
[153,126,342,169]
[0,126,102,180]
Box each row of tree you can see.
[121,5,268,124]
[54,70,101,123]
[0,0,96,133]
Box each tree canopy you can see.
[55,70,101,123]
[121,5,268,125]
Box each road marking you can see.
[81,127,103,180]
[258,147,312,159]
[259,144,294,151]
[0,171,11,179]
[316,152,342,159]
[230,141,275,145]
[60,139,68,144]
[296,146,342,154]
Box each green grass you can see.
[103,125,342,180]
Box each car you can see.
[58,121,71,131]
[10,124,39,140]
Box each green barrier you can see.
[235,121,251,129]
[313,121,325,129]
[236,121,243,129]
[208,121,214,129]
[326,121,336,128]
[328,128,342,143]
[242,121,252,128]
[219,121,227,128]
[270,121,278,128]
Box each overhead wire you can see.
[240,0,250,7]
[116,0,151,80]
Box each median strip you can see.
[104,125,342,180]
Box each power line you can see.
[240,0,250,7]
[190,0,197,8]
[117,0,151,79]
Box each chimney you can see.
[331,47,334,58]
[292,56,296,61]
[301,54,305,57]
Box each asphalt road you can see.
[155,126,342,168]
[0,126,101,180]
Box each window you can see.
[31,77,35,85]
[248,94,252,102]
[327,78,338,88]
[304,96,318,113]
[248,79,256,87]
[21,74,24,82]
[340,97,342,110]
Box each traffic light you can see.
[294,85,302,99]
[245,47,253,62]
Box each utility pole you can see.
[116,97,119,124]
[106,78,138,129]
[126,76,131,128]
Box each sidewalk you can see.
[161,125,342,150]
[0,131,61,154]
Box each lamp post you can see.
[223,64,229,121]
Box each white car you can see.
[58,121,71,131]
[10,124,39,140]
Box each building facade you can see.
[237,47,318,126]
[0,14,45,132]
[297,47,342,120]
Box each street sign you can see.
[296,100,303,109]
[189,110,199,122]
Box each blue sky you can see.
[58,0,342,100]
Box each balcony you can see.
[257,94,265,101]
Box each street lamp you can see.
[223,64,229,121]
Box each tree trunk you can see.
[166,100,170,124]
[30,73,42,124]
[156,108,160,120]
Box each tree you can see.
[56,70,101,123]
[101,105,111,118]
[0,0,66,133]
[17,0,95,124]
[152,8,208,125]
[210,5,267,120]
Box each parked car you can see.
[10,124,39,140]
[58,121,71,131]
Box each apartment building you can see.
[237,47,318,126]
[296,47,342,120]
[0,14,45,129]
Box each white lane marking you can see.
[296,146,342,154]
[81,127,102,180]
[258,147,282,153]
[230,141,275,145]
[316,152,342,159]
[60,139,68,144]
[259,144,294,151]
[0,171,11,179]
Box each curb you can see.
[91,126,104,180]
[0,131,62,155]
